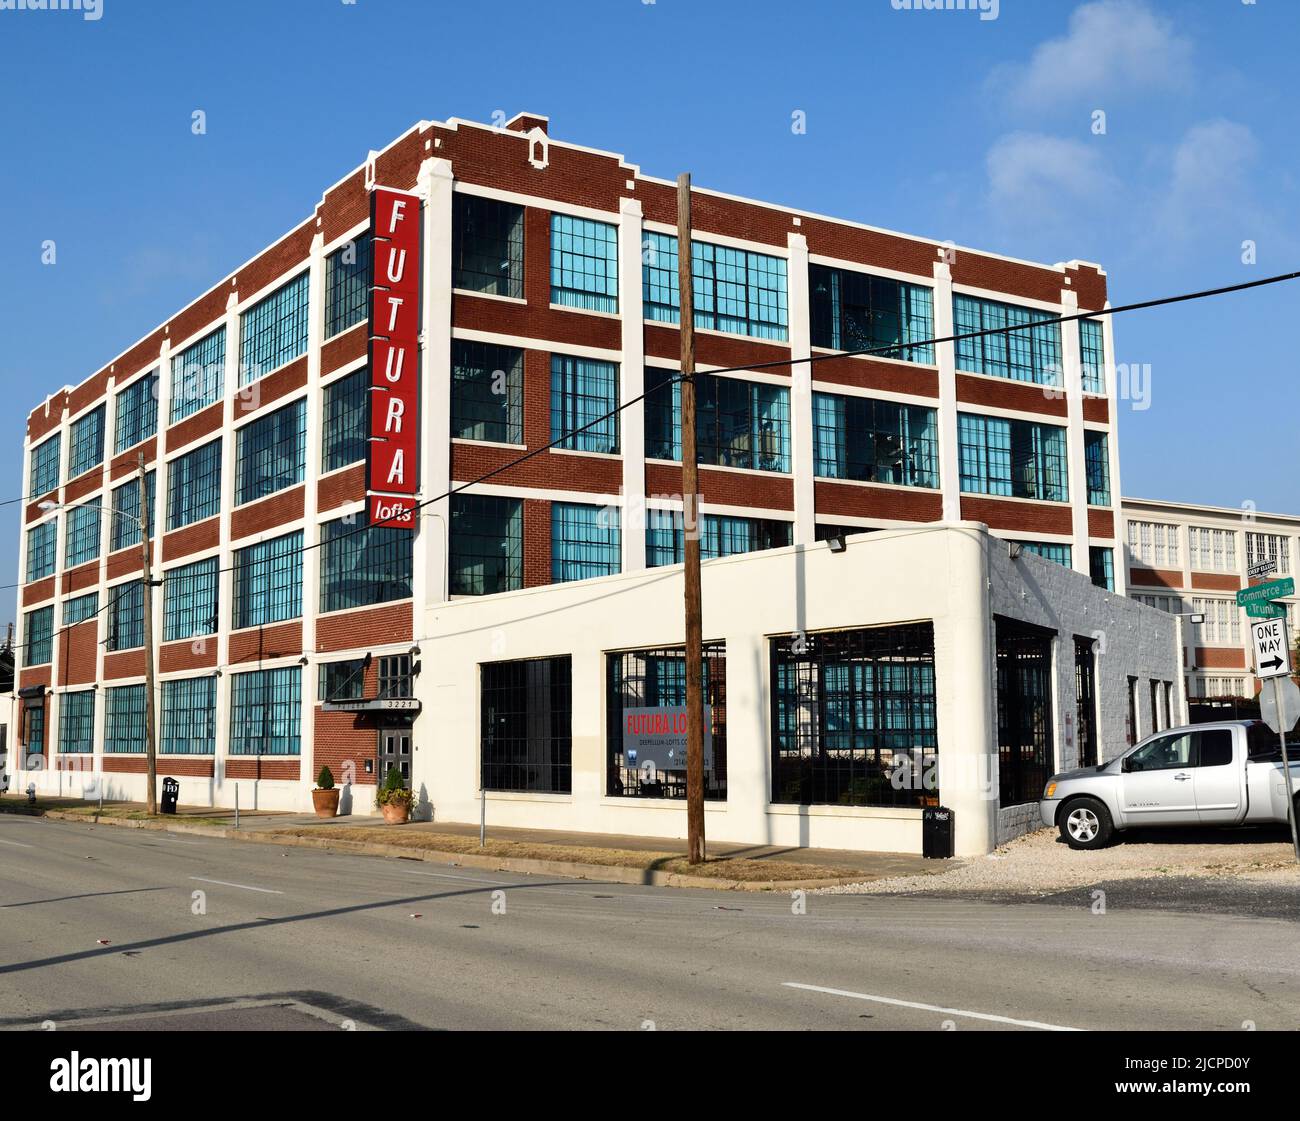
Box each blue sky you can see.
[0,0,1296,615]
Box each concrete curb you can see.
[20,808,865,892]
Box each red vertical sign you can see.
[367,187,421,528]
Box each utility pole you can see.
[138,452,158,815]
[677,172,705,865]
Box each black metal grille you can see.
[453,194,524,298]
[325,234,371,339]
[996,618,1054,805]
[481,657,571,793]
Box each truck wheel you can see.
[1060,797,1114,850]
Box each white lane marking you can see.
[189,876,283,895]
[782,982,1083,1032]
[0,837,34,849]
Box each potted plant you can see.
[375,765,413,824]
[311,766,340,819]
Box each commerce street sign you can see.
[1237,577,1294,607]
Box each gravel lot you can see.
[823,825,1300,896]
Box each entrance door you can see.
[377,728,412,785]
[996,618,1055,806]
[1074,636,1098,768]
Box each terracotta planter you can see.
[311,788,340,819]
[380,801,410,824]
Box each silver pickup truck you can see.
[1040,720,1300,849]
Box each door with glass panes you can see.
[377,728,411,785]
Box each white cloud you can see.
[985,131,1117,223]
[1153,118,1266,247]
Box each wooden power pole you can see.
[677,173,705,865]
[138,452,158,815]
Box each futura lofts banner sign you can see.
[367,186,420,529]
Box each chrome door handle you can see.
[1174,773,1192,781]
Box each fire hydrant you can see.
[26,783,36,806]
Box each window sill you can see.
[959,492,1072,507]
[813,475,939,493]
[550,446,621,461]
[316,598,413,621]
[646,320,792,348]
[482,790,573,804]
[548,301,620,320]
[451,437,526,451]
[453,287,526,306]
[645,457,791,479]
[809,346,937,372]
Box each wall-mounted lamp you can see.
[1008,542,1023,560]
[826,534,847,555]
[409,645,421,657]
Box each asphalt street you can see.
[2,814,1298,1031]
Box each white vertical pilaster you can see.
[787,232,814,544]
[299,231,326,799]
[618,197,647,570]
[932,258,960,521]
[1100,303,1126,596]
[1060,288,1090,578]
[213,291,241,793]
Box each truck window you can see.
[1195,729,1234,768]
[1128,733,1194,771]
[1247,722,1299,760]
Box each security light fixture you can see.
[1008,542,1023,560]
[827,533,847,554]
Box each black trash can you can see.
[922,805,954,859]
[160,777,179,815]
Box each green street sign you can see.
[1246,601,1287,619]
[1237,577,1295,607]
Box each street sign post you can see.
[1237,577,1294,608]
[1248,559,1278,581]
[1250,614,1299,861]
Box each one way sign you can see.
[1251,616,1292,680]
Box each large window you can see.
[1079,319,1106,394]
[1018,541,1072,567]
[551,354,619,453]
[319,659,366,703]
[1192,597,1242,645]
[58,691,95,754]
[606,644,727,799]
[644,370,790,472]
[1128,520,1181,568]
[1247,533,1292,575]
[954,294,1062,385]
[481,656,572,793]
[235,398,306,504]
[449,494,523,596]
[321,369,369,472]
[320,516,413,612]
[809,265,934,363]
[1084,430,1110,506]
[63,592,99,625]
[68,405,105,479]
[550,214,617,313]
[643,233,789,341]
[24,606,53,666]
[1090,546,1115,591]
[325,233,370,339]
[453,194,524,298]
[29,434,60,496]
[163,556,219,642]
[1189,526,1238,573]
[64,503,101,568]
[22,704,45,757]
[167,439,222,529]
[232,532,302,629]
[645,512,791,567]
[957,413,1068,502]
[452,341,523,444]
[812,392,938,486]
[162,676,216,755]
[239,272,309,384]
[552,502,620,583]
[109,472,156,552]
[170,327,225,422]
[772,623,938,808]
[114,371,158,454]
[26,521,56,581]
[107,580,144,651]
[229,666,301,756]
[104,684,146,754]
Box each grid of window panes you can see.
[812,393,939,486]
[1188,527,1238,572]
[62,592,98,625]
[163,556,219,642]
[325,233,371,339]
[550,355,619,452]
[109,472,155,552]
[809,265,934,362]
[378,655,412,699]
[453,194,524,298]
[26,520,56,581]
[1192,597,1242,645]
[1246,532,1291,575]
[107,580,144,651]
[1128,520,1180,567]
[29,434,61,496]
[229,666,302,756]
[645,512,792,567]
[1090,546,1115,590]
[552,502,620,583]
[1132,593,1186,615]
[957,413,1068,501]
[642,233,789,341]
[232,532,302,629]
[1018,541,1073,567]
[452,341,523,443]
[606,643,727,799]
[58,691,95,754]
[167,439,222,529]
[321,369,368,472]
[23,705,45,756]
[319,517,413,612]
[24,605,53,665]
[643,371,790,472]
[239,272,309,385]
[68,405,105,479]
[113,371,158,454]
[480,656,572,793]
[103,684,146,754]
[1079,319,1106,394]
[64,504,101,568]
[550,214,617,312]
[235,398,306,504]
[954,295,1062,385]
[170,327,225,422]
[448,494,523,596]
[162,676,216,754]
[319,659,366,702]
[771,623,938,808]
[1084,430,1110,506]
